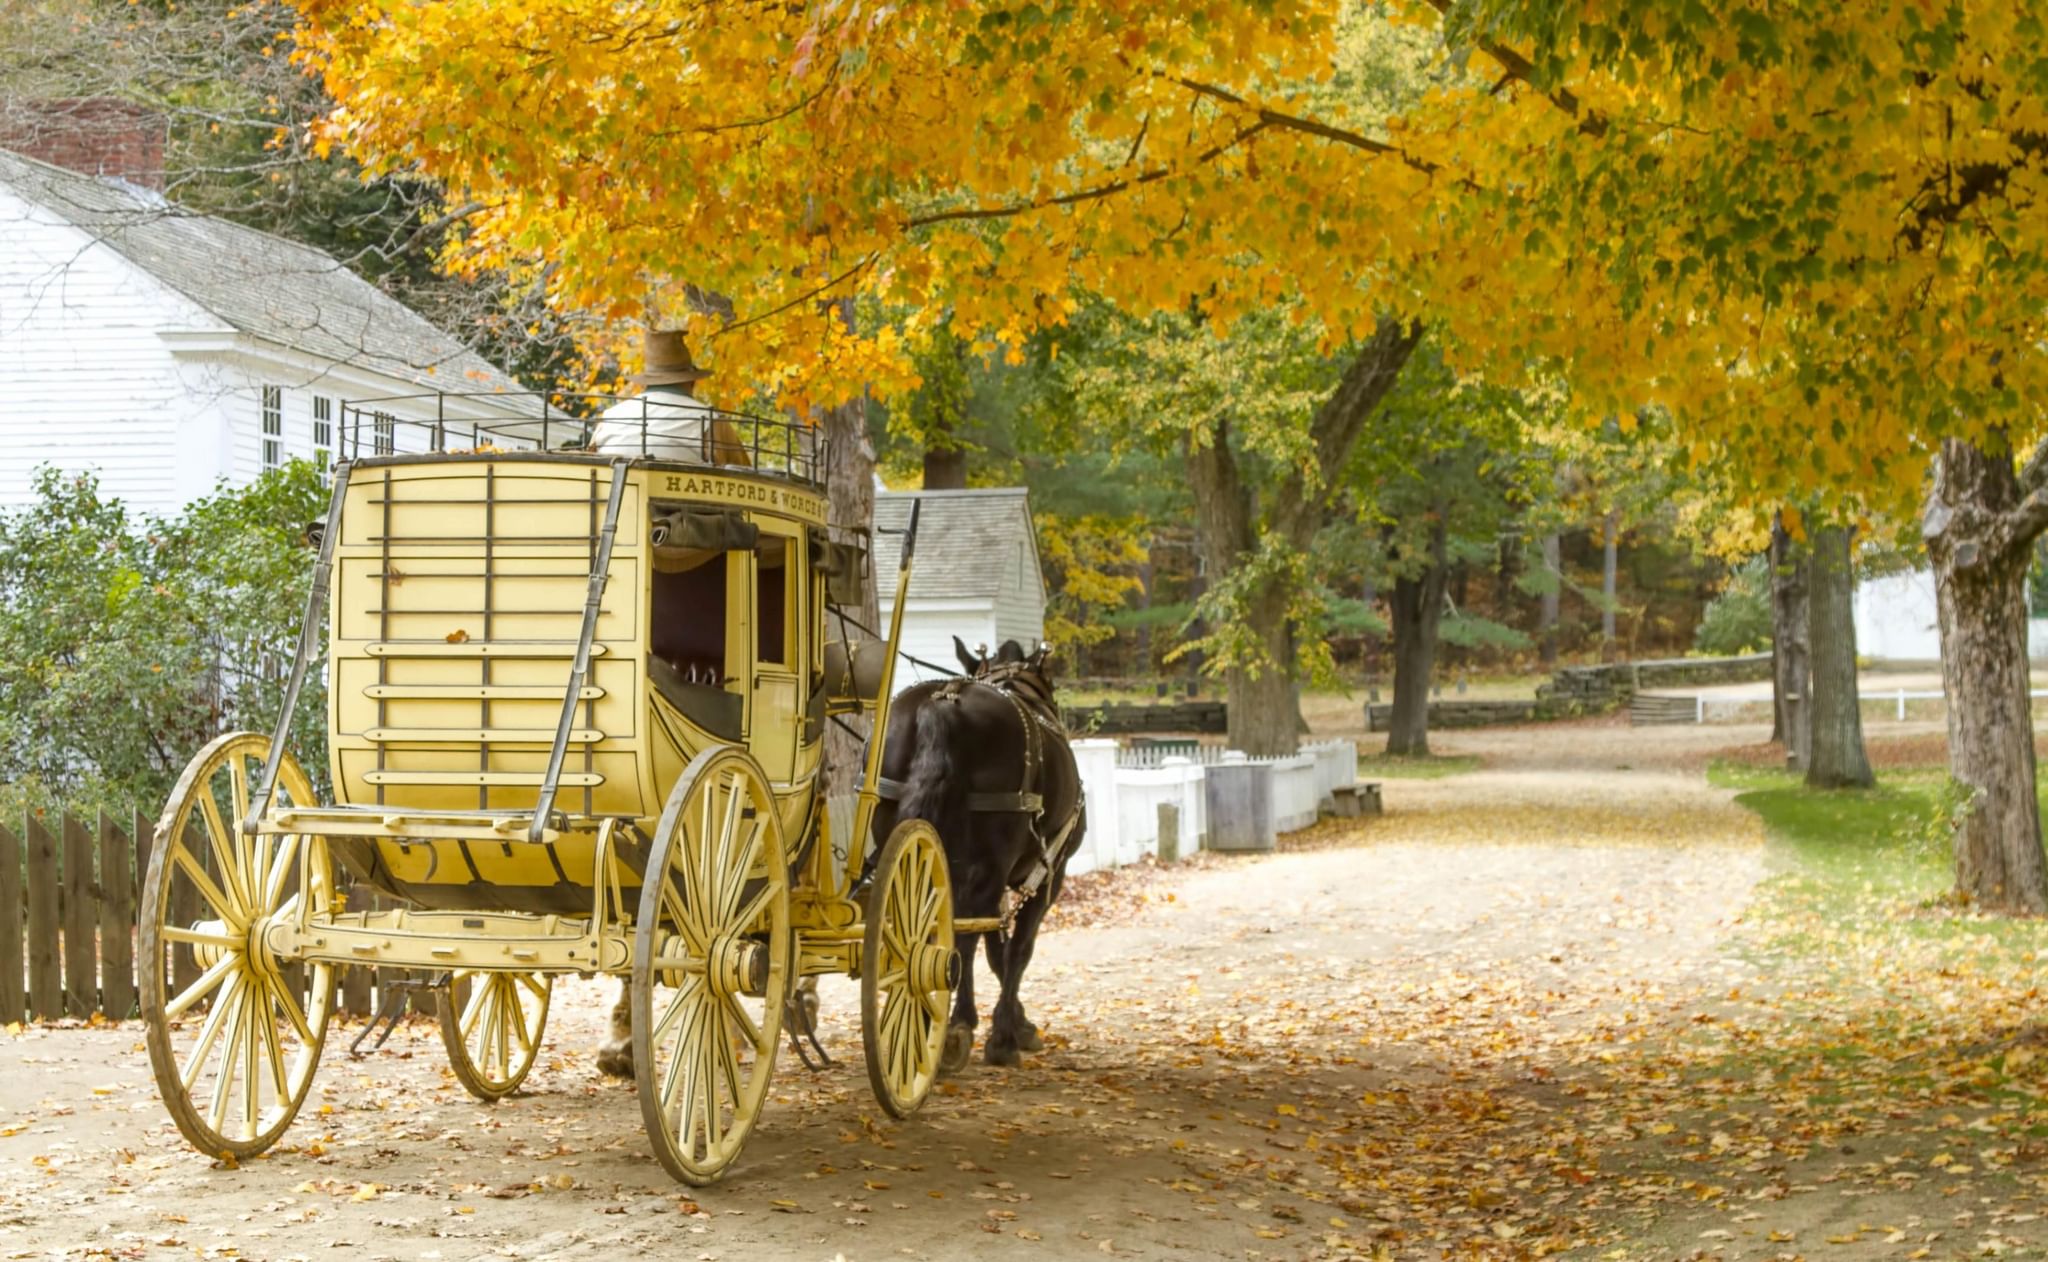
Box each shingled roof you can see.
[0,146,526,396]
[873,487,1043,600]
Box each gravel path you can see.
[0,726,1768,1260]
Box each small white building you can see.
[872,488,1047,680]
[1856,565,2048,662]
[1853,568,1944,663]
[0,146,533,516]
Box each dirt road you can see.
[1,729,1767,1260]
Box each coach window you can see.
[755,534,792,668]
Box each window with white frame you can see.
[374,412,394,456]
[261,386,283,470]
[311,396,334,480]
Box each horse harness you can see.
[876,666,1083,931]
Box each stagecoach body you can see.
[322,453,827,911]
[136,397,978,1186]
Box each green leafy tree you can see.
[0,463,327,816]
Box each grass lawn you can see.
[1355,751,1482,779]
[1578,763,2048,1255]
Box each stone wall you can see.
[1538,652,1773,708]
[1363,699,1552,731]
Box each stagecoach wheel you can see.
[861,820,957,1119]
[438,971,552,1101]
[140,731,336,1160]
[633,748,790,1186]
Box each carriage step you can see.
[363,683,606,701]
[362,769,605,788]
[359,640,610,658]
[365,727,606,744]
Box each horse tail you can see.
[897,694,970,849]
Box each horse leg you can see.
[596,978,634,1078]
[941,930,980,1075]
[985,888,1053,1067]
[985,930,1042,1051]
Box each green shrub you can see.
[1694,557,1773,656]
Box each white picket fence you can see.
[1065,738,1359,875]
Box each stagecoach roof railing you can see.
[336,392,828,489]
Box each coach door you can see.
[747,522,801,784]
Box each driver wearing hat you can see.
[588,330,751,465]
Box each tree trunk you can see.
[1804,523,1874,789]
[1600,510,1618,655]
[1185,318,1423,756]
[1386,513,1447,757]
[1769,518,1812,766]
[822,390,877,795]
[922,446,966,490]
[1539,531,1561,669]
[1227,594,1300,757]
[1924,434,2048,914]
[1187,422,1301,757]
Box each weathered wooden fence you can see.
[2,807,416,1025]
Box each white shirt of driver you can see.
[589,386,716,460]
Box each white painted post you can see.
[1695,695,1705,724]
[1897,688,1906,721]
[1070,738,1121,874]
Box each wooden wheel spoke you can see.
[271,973,314,1046]
[459,975,492,1042]
[877,967,907,991]
[721,992,763,1050]
[249,832,274,918]
[912,887,942,941]
[696,1008,724,1147]
[228,757,251,835]
[515,973,549,1004]
[180,972,245,1091]
[708,775,744,912]
[257,981,290,1101]
[195,793,248,913]
[167,953,241,1020]
[507,983,537,1056]
[708,1002,743,1113]
[661,881,705,955]
[652,975,703,1050]
[228,757,258,908]
[172,833,241,926]
[263,834,301,911]
[242,999,262,1140]
[162,924,241,951]
[660,988,709,1121]
[728,883,774,937]
[920,985,950,1024]
[493,979,512,1076]
[208,981,248,1136]
[881,923,911,963]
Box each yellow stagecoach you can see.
[137,392,982,1185]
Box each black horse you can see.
[873,638,1085,1071]
[597,638,1083,1081]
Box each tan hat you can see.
[633,329,711,385]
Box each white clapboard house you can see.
[872,487,1047,679]
[0,145,535,515]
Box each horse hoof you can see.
[595,1042,634,1079]
[939,1024,974,1076]
[983,1038,1022,1069]
[1015,1021,1044,1053]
